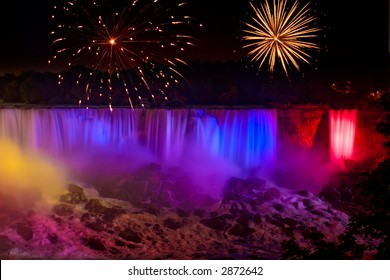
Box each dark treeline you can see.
[0,59,388,107]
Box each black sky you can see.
[0,0,388,74]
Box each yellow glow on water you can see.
[0,140,67,205]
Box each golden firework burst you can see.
[242,0,320,77]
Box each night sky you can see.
[0,0,388,74]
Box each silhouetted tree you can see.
[20,76,46,104]
[3,80,21,103]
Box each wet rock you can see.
[115,238,126,247]
[236,212,253,226]
[264,188,281,201]
[253,214,262,224]
[193,208,205,218]
[143,206,160,216]
[176,208,189,218]
[52,204,73,216]
[50,215,63,224]
[59,184,88,204]
[47,233,58,244]
[16,223,33,241]
[228,224,255,238]
[0,235,13,254]
[265,215,284,228]
[300,226,324,240]
[228,202,241,216]
[84,199,107,214]
[295,190,310,197]
[225,177,246,194]
[86,222,104,232]
[273,203,285,212]
[310,210,325,217]
[109,247,121,255]
[102,207,126,222]
[246,176,266,191]
[119,228,142,243]
[302,198,315,209]
[84,237,106,251]
[81,212,91,223]
[283,218,299,228]
[163,218,183,230]
[201,216,230,231]
[136,163,162,180]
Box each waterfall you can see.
[329,109,357,160]
[0,108,278,172]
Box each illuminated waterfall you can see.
[0,108,277,172]
[329,109,357,159]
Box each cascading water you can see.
[0,108,278,174]
[329,109,357,160]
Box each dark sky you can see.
[0,0,388,74]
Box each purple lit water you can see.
[0,108,278,174]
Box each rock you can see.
[283,218,299,228]
[84,237,106,251]
[302,198,315,209]
[47,233,58,244]
[59,184,88,204]
[193,208,205,218]
[52,204,73,216]
[264,188,281,201]
[295,190,310,197]
[102,207,126,222]
[265,215,284,228]
[163,218,183,230]
[201,216,230,231]
[310,210,325,217]
[224,177,247,195]
[253,214,262,224]
[300,226,325,240]
[236,212,253,226]
[246,176,266,191]
[81,212,91,223]
[115,238,126,247]
[85,222,104,232]
[0,235,13,254]
[273,203,285,212]
[176,208,189,218]
[136,163,162,180]
[228,224,255,238]
[143,206,160,216]
[119,228,142,243]
[84,199,107,214]
[16,223,33,241]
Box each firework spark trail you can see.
[49,0,199,108]
[242,0,320,77]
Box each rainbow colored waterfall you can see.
[0,108,277,172]
[329,109,357,159]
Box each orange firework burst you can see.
[242,0,320,77]
[49,0,199,108]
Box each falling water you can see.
[0,108,277,173]
[329,109,357,160]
